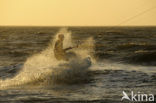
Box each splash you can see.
[0,28,95,89]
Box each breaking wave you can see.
[0,28,95,89]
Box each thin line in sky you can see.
[117,6,156,26]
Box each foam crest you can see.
[0,28,94,89]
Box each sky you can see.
[1,0,156,26]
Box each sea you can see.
[0,26,156,103]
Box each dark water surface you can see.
[0,26,156,103]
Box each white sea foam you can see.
[0,28,95,89]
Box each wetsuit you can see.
[54,40,66,60]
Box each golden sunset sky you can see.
[1,0,156,26]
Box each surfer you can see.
[54,34,77,61]
[54,34,66,60]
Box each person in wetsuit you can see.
[54,34,66,60]
[54,34,79,61]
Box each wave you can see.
[0,28,95,89]
[124,51,156,65]
[117,43,156,50]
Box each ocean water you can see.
[0,26,156,103]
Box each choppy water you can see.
[0,26,156,103]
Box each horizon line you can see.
[0,25,156,27]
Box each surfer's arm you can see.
[64,45,79,51]
[64,47,73,51]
